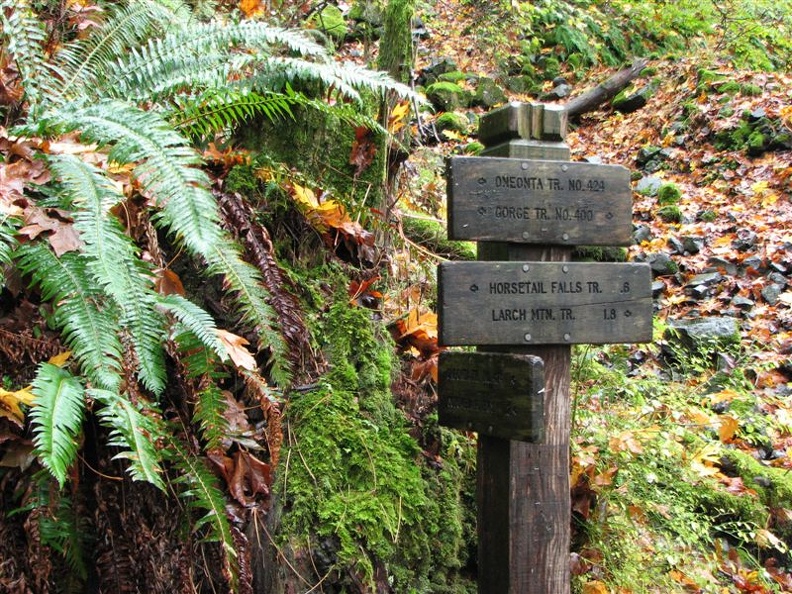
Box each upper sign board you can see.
[447,156,633,246]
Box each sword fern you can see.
[2,0,414,588]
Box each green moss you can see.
[435,112,470,134]
[657,205,682,223]
[438,71,468,84]
[747,130,767,155]
[715,80,741,94]
[656,183,681,205]
[236,99,386,217]
[310,4,348,42]
[276,289,475,592]
[425,81,472,111]
[740,83,763,96]
[402,215,476,260]
[697,209,717,222]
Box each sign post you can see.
[437,102,652,594]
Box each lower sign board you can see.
[438,351,544,442]
[439,261,653,346]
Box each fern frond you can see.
[207,242,291,387]
[57,100,223,256]
[260,57,417,104]
[168,435,237,587]
[92,22,327,104]
[48,154,167,395]
[16,244,124,391]
[158,293,225,358]
[0,216,18,287]
[172,88,295,140]
[30,476,89,581]
[30,364,86,488]
[193,384,229,452]
[0,0,48,115]
[90,389,166,490]
[50,0,190,103]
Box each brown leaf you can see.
[349,126,377,176]
[215,329,258,371]
[155,268,185,296]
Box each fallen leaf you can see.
[215,329,258,371]
[718,415,739,443]
[582,580,609,594]
[47,351,72,367]
[155,268,185,296]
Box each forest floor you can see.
[386,1,792,592]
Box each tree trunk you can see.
[564,58,648,119]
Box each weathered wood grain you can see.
[439,261,653,346]
[446,156,632,245]
[438,352,544,442]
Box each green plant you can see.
[657,183,682,205]
[657,204,683,223]
[1,0,413,588]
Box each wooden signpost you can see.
[437,102,652,594]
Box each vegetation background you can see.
[1,0,791,592]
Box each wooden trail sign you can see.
[447,156,632,245]
[435,101,653,594]
[439,261,652,346]
[438,352,544,442]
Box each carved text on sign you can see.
[439,261,652,346]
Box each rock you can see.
[471,76,507,109]
[646,252,678,276]
[682,236,706,254]
[612,83,655,113]
[652,280,666,297]
[761,283,784,305]
[635,176,663,196]
[425,81,471,111]
[667,236,685,254]
[687,272,723,287]
[732,228,757,252]
[417,58,458,86]
[310,4,348,42]
[434,111,469,134]
[768,272,787,286]
[636,146,662,167]
[742,255,763,272]
[706,257,738,276]
[541,83,572,100]
[633,224,652,244]
[731,296,754,310]
[665,317,740,354]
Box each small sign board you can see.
[438,352,544,442]
[446,156,632,245]
[439,261,652,346]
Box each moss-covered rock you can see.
[310,4,348,42]
[425,81,472,111]
[471,76,507,108]
[657,183,681,205]
[657,204,682,223]
[435,111,470,134]
[272,286,476,592]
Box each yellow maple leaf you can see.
[388,101,410,134]
[239,0,263,17]
[582,581,610,594]
[717,415,739,443]
[689,443,723,478]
